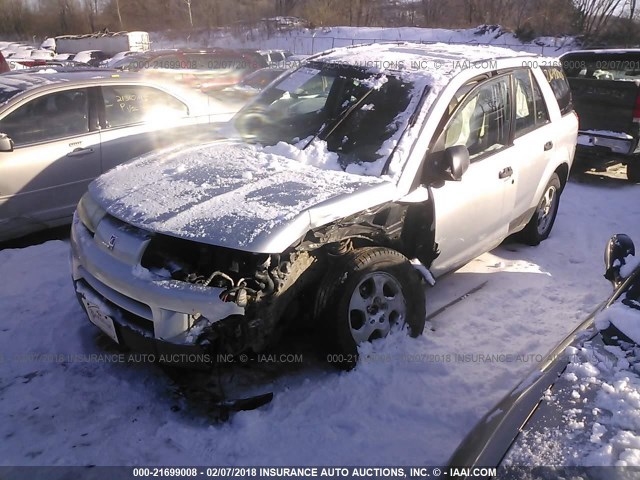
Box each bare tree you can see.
[184,0,193,27]
[114,0,123,29]
[84,0,101,32]
[0,0,31,36]
[421,0,446,27]
[575,0,626,37]
[275,0,298,16]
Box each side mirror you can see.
[439,145,470,181]
[604,234,635,287]
[0,133,13,152]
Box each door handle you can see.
[498,166,513,179]
[544,141,553,151]
[66,147,94,157]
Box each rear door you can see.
[97,84,203,173]
[510,67,555,226]
[0,87,101,238]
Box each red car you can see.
[0,51,10,73]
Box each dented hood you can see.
[89,141,395,253]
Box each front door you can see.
[0,87,101,239]
[428,75,517,276]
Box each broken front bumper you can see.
[70,213,245,367]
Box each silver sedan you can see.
[0,69,239,242]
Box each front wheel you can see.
[315,247,426,369]
[518,173,562,246]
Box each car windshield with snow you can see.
[70,43,578,370]
[234,62,415,170]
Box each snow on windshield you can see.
[233,62,428,177]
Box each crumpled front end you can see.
[70,202,318,368]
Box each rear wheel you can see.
[627,161,640,183]
[315,247,426,369]
[518,173,561,246]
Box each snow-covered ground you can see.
[154,25,578,56]
[1,175,639,467]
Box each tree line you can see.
[1,0,638,46]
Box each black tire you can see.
[628,161,640,183]
[315,247,426,370]
[518,173,562,246]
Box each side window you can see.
[531,73,549,125]
[541,66,573,115]
[0,88,89,146]
[443,76,511,160]
[101,85,188,128]
[513,69,536,134]
[270,52,285,63]
[513,69,549,138]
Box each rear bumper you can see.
[576,131,638,156]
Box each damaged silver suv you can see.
[70,43,578,368]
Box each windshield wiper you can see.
[300,86,375,150]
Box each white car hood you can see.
[90,141,395,253]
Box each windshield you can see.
[233,62,415,173]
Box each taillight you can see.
[633,93,640,123]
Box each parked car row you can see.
[2,42,293,79]
[108,47,290,91]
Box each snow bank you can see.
[153,25,579,57]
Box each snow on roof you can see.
[0,74,64,94]
[55,31,141,40]
[310,41,535,82]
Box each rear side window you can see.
[101,85,188,128]
[513,68,549,137]
[541,66,572,116]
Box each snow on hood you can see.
[90,141,391,253]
